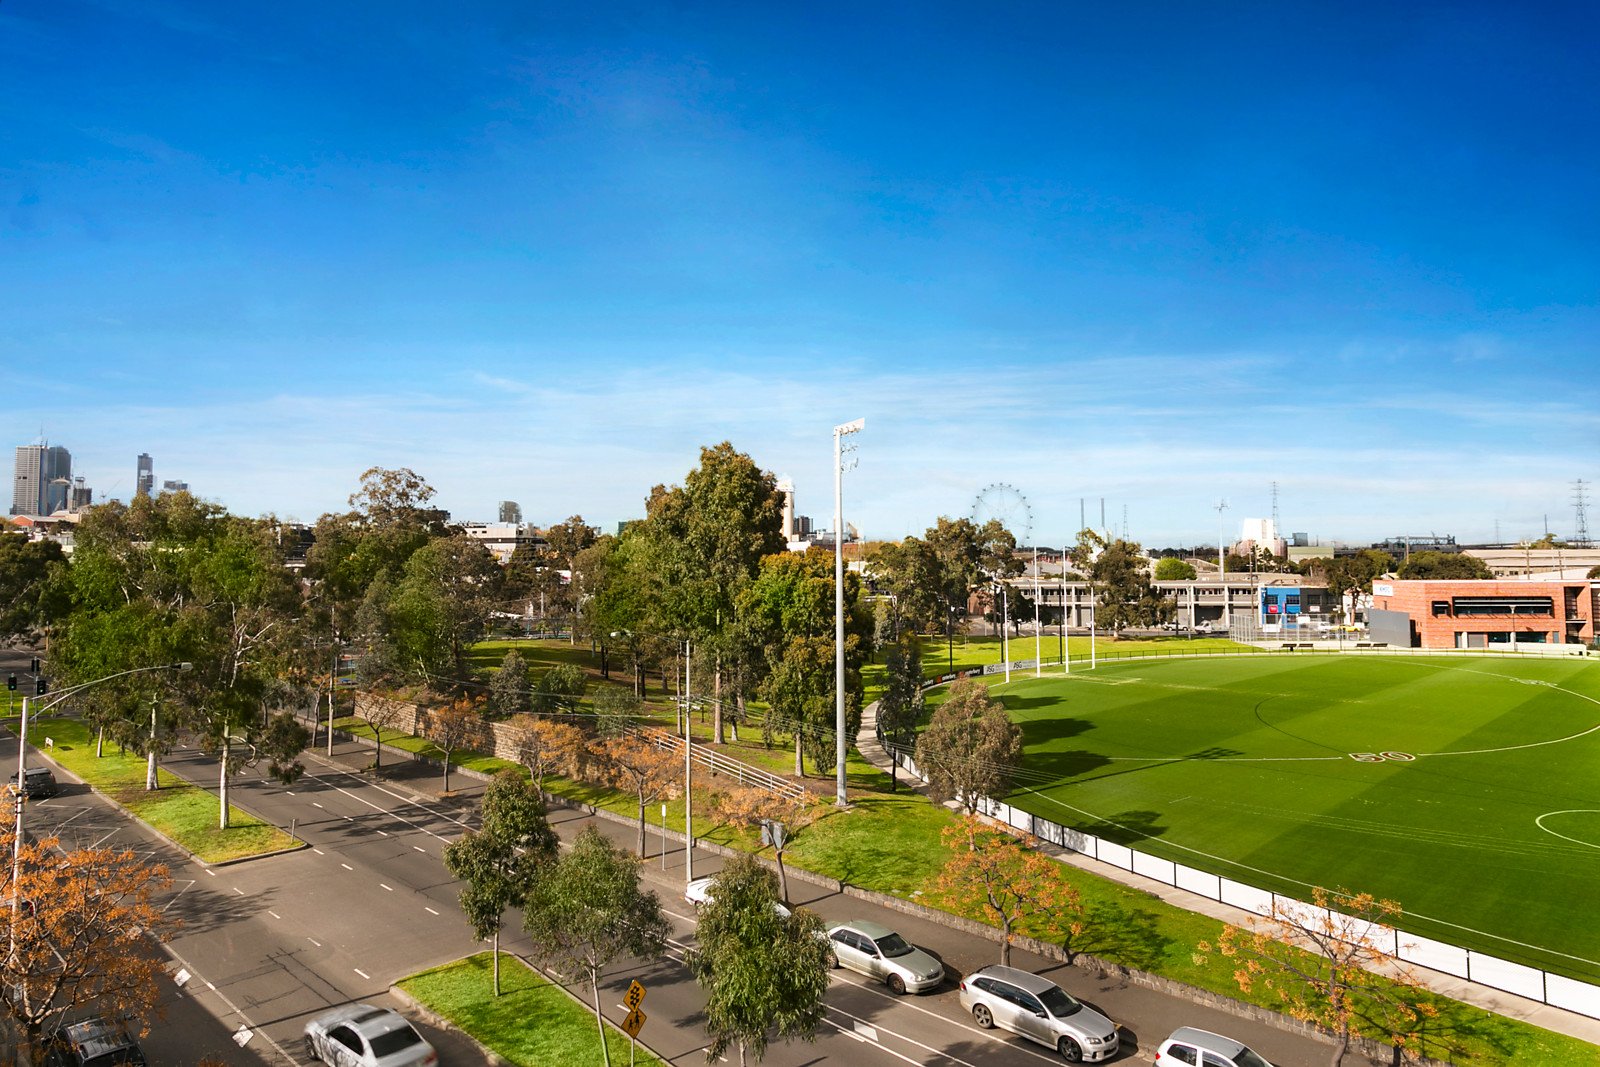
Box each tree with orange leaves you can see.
[1199,886,1438,1067]
[508,713,586,791]
[589,733,682,856]
[1,831,177,1058]
[932,814,1078,967]
[431,698,487,793]
[710,787,821,905]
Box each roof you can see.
[833,919,895,939]
[970,964,1058,994]
[1167,1027,1248,1056]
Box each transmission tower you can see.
[1575,479,1592,548]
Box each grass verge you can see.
[398,952,666,1067]
[15,717,297,863]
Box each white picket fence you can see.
[884,746,1600,1021]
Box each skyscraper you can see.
[136,453,154,497]
[11,444,71,517]
[499,500,522,523]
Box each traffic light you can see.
[34,678,46,696]
[6,674,14,691]
[29,657,39,672]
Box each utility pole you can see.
[1215,499,1231,634]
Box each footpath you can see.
[854,698,1600,1051]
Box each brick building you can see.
[1367,579,1598,649]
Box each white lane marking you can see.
[378,829,390,836]
[286,790,295,796]
[204,869,216,877]
[312,848,324,855]
[340,863,353,871]
[232,887,244,896]
[312,802,324,808]
[424,907,439,915]
[297,758,474,841]
[379,883,393,892]
[826,1000,1058,1065]
[412,845,426,852]
[353,968,370,980]
[160,943,297,1066]
[308,937,322,947]
[267,911,281,920]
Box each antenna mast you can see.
[1575,479,1592,548]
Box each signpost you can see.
[622,981,647,1065]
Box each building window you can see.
[1431,601,1451,616]
[1452,596,1554,617]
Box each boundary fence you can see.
[885,646,1600,1022]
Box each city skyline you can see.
[3,3,1596,544]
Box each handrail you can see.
[629,725,807,801]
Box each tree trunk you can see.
[219,736,231,830]
[794,734,803,777]
[373,725,383,771]
[591,974,613,1067]
[711,664,722,741]
[637,795,647,856]
[96,726,104,759]
[492,930,501,996]
[775,849,789,904]
[442,749,451,793]
[999,918,1012,965]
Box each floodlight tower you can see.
[1214,499,1231,633]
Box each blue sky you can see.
[3,1,1596,547]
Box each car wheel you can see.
[1057,1036,1083,1062]
[972,1004,994,1029]
[886,974,906,995]
[830,952,840,969]
[304,1035,321,1061]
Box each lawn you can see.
[985,654,1600,981]
[399,953,666,1067]
[13,716,297,863]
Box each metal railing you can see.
[630,725,808,801]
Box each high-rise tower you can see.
[11,443,71,517]
[136,453,155,497]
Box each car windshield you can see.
[1037,986,1082,1018]
[81,1052,144,1067]
[873,932,914,958]
[368,1026,424,1055]
[1235,1048,1272,1067]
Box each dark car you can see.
[44,1018,147,1067]
[11,766,58,798]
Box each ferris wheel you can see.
[971,483,1032,543]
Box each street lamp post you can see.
[833,417,864,808]
[10,661,192,961]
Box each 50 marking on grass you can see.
[1349,751,1416,763]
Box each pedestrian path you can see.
[855,696,1600,1049]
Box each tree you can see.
[874,637,925,792]
[865,537,944,635]
[1153,557,1197,581]
[0,530,66,638]
[363,699,411,774]
[534,662,587,713]
[914,677,1022,815]
[738,547,870,777]
[387,532,504,684]
[589,734,682,856]
[443,771,558,996]
[509,714,586,791]
[689,855,832,1067]
[1304,550,1396,624]
[641,443,786,744]
[710,788,821,904]
[1074,530,1171,632]
[488,650,530,718]
[1396,551,1493,581]
[522,828,670,1067]
[432,699,486,793]
[933,815,1077,967]
[1588,564,1600,580]
[1201,887,1437,1067]
[1,831,177,1058]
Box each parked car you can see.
[959,964,1120,1062]
[825,919,944,994]
[1155,1026,1274,1067]
[11,766,58,799]
[44,1017,146,1066]
[304,1003,437,1066]
[685,874,792,918]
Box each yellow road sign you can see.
[625,980,647,1009]
[621,1007,647,1039]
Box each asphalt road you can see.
[1,689,1368,1067]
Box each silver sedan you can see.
[825,919,945,994]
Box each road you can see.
[0,683,1362,1066]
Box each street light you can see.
[611,630,696,885]
[9,661,192,961]
[833,417,864,809]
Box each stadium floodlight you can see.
[833,417,864,807]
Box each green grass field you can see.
[986,653,1600,982]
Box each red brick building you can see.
[1368,579,1598,649]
